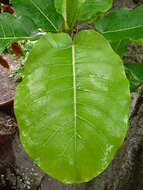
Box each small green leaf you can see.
[14,30,130,183]
[96,5,143,41]
[55,0,85,29]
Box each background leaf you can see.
[14,30,130,183]
[55,0,85,29]
[0,13,39,53]
[0,0,63,52]
[96,5,143,41]
[12,0,62,32]
[78,0,112,21]
[0,13,39,41]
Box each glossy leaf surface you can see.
[96,5,143,41]
[14,30,130,183]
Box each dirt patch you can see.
[0,64,16,105]
[3,54,19,69]
[113,0,137,8]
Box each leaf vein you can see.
[29,0,58,32]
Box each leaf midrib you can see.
[72,44,77,164]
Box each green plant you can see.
[10,62,24,82]
[2,0,143,184]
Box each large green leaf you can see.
[78,0,112,21]
[14,30,130,183]
[96,5,143,41]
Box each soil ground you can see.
[0,65,15,104]
[0,112,16,135]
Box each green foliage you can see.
[0,39,10,53]
[14,30,130,183]
[0,13,39,51]
[0,0,63,53]
[10,62,24,82]
[20,40,35,58]
[9,41,35,83]
[55,0,112,30]
[96,5,143,41]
